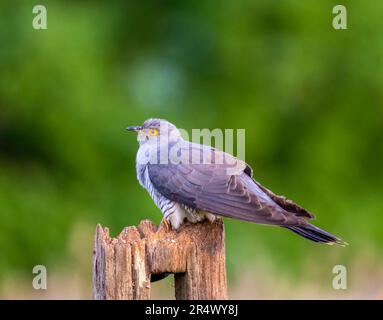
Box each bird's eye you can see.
[148,128,159,136]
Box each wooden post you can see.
[93,219,227,300]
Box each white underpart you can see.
[137,166,216,229]
[169,204,217,229]
[168,203,187,229]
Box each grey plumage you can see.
[127,118,346,245]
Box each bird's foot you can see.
[158,217,172,232]
[205,212,218,224]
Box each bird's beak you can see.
[126,126,143,132]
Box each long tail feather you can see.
[284,223,347,246]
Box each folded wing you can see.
[148,143,313,226]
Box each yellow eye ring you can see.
[148,128,159,136]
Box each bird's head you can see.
[126,118,182,146]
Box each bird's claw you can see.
[159,217,171,232]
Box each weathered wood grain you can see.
[92,219,227,300]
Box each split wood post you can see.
[93,219,227,300]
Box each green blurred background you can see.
[1,0,382,299]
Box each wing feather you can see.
[148,142,312,226]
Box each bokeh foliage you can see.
[1,0,382,292]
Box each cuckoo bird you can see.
[126,118,346,245]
